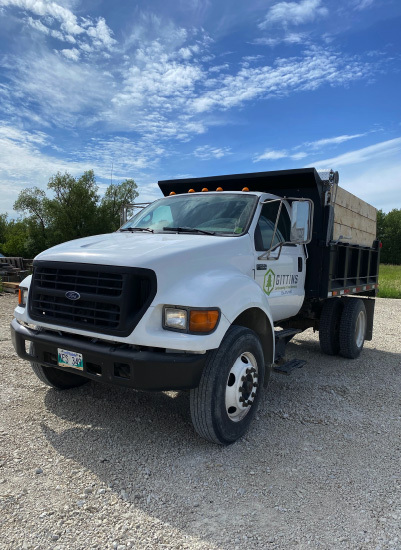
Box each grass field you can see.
[378,264,401,299]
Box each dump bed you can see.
[333,186,377,248]
[159,168,380,299]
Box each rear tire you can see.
[339,298,367,359]
[190,325,264,445]
[30,342,88,390]
[319,298,343,355]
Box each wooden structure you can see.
[332,187,377,248]
[0,257,29,282]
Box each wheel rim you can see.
[225,352,259,422]
[355,310,366,348]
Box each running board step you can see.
[273,359,306,376]
[274,328,302,361]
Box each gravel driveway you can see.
[1,293,400,550]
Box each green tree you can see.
[46,170,100,244]
[1,219,29,257]
[0,213,8,251]
[9,170,140,257]
[13,187,49,244]
[98,178,138,232]
[377,209,401,265]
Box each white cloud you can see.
[253,148,308,162]
[85,16,116,50]
[0,125,165,214]
[303,133,366,149]
[209,63,230,73]
[2,50,114,127]
[314,138,401,168]
[354,0,374,10]
[0,125,89,214]
[191,48,370,114]
[291,151,307,160]
[259,0,328,28]
[339,162,401,212]
[254,32,308,47]
[254,133,371,162]
[60,47,80,61]
[1,0,116,54]
[193,145,231,160]
[254,149,288,161]
[0,0,85,34]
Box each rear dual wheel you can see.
[319,298,367,359]
[190,326,264,445]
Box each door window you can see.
[255,201,291,251]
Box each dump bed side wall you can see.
[322,241,380,298]
[333,187,377,247]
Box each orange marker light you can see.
[18,288,23,306]
[216,187,223,192]
[242,187,249,192]
[188,189,195,193]
[202,188,208,192]
[169,191,176,195]
[189,310,219,333]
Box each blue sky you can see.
[0,0,400,216]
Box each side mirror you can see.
[290,201,313,244]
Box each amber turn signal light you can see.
[18,287,27,307]
[189,309,219,333]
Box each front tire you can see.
[339,298,367,359]
[190,326,264,445]
[30,343,89,390]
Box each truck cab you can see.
[11,168,379,445]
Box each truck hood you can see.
[35,231,252,270]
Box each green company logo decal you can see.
[263,269,275,296]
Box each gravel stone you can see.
[1,294,401,549]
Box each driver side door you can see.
[254,201,305,322]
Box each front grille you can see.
[29,262,157,337]
[34,267,123,296]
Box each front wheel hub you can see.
[225,352,259,422]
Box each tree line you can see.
[0,171,138,258]
[377,209,401,265]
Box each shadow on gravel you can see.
[40,342,401,546]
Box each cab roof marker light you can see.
[216,187,223,191]
[242,187,249,192]
[188,189,195,193]
[169,191,176,195]
[202,188,208,192]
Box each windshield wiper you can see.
[120,227,154,233]
[163,226,216,236]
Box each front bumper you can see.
[11,319,210,391]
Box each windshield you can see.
[120,193,258,236]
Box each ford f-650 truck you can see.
[11,168,380,444]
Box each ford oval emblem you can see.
[65,291,81,301]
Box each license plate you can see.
[57,348,83,370]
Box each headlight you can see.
[18,287,28,307]
[163,306,220,334]
[164,308,188,330]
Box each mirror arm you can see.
[258,242,284,261]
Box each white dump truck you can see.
[11,168,380,444]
